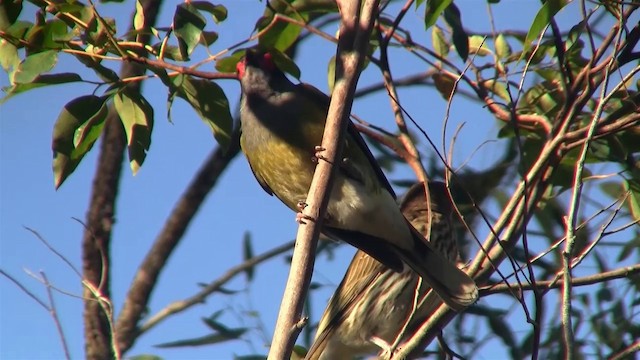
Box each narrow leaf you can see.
[12,50,58,84]
[52,95,108,188]
[431,26,449,58]
[0,40,20,73]
[624,178,640,221]
[173,3,206,59]
[424,0,452,29]
[495,33,511,59]
[192,2,228,23]
[443,3,468,60]
[522,0,569,59]
[242,232,254,282]
[173,76,233,148]
[156,327,247,348]
[2,73,83,102]
[134,0,145,31]
[113,92,154,174]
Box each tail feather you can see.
[322,224,478,311]
[395,222,478,311]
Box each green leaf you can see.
[192,2,227,23]
[156,316,248,349]
[424,0,452,29]
[258,14,304,52]
[155,331,246,348]
[52,95,108,188]
[12,50,58,84]
[0,40,20,73]
[522,0,570,60]
[291,344,308,359]
[432,73,455,100]
[113,91,154,174]
[443,3,468,61]
[6,20,32,41]
[268,49,300,79]
[85,15,116,47]
[200,30,219,46]
[327,55,336,93]
[487,315,517,348]
[2,73,83,102]
[151,44,186,61]
[215,50,245,73]
[242,232,254,282]
[4,0,23,25]
[495,33,511,59]
[42,19,72,49]
[468,35,491,56]
[128,355,163,360]
[431,26,449,58]
[172,75,233,148]
[618,237,640,262]
[624,178,640,221]
[134,0,145,31]
[482,79,510,102]
[173,3,206,59]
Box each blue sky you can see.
[1,1,633,359]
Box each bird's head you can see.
[236,49,290,97]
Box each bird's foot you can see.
[312,146,330,163]
[296,212,315,224]
[296,201,314,224]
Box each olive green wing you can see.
[297,83,396,199]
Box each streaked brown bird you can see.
[306,181,463,359]
[237,49,477,312]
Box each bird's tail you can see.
[394,224,478,311]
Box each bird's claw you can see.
[312,146,329,163]
[296,212,315,224]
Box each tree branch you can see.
[115,129,241,353]
[81,1,162,358]
[479,264,640,296]
[137,239,294,335]
[267,0,380,358]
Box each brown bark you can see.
[82,1,162,358]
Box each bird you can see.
[236,48,477,311]
[305,181,463,359]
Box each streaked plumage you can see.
[236,49,477,311]
[307,181,462,359]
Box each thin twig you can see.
[561,23,620,358]
[480,264,640,296]
[138,240,294,334]
[41,271,72,360]
[0,269,49,309]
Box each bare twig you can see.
[116,130,241,353]
[41,271,72,360]
[138,240,294,334]
[80,0,162,358]
[561,24,620,358]
[609,339,640,360]
[0,269,49,309]
[0,269,73,359]
[480,264,640,296]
